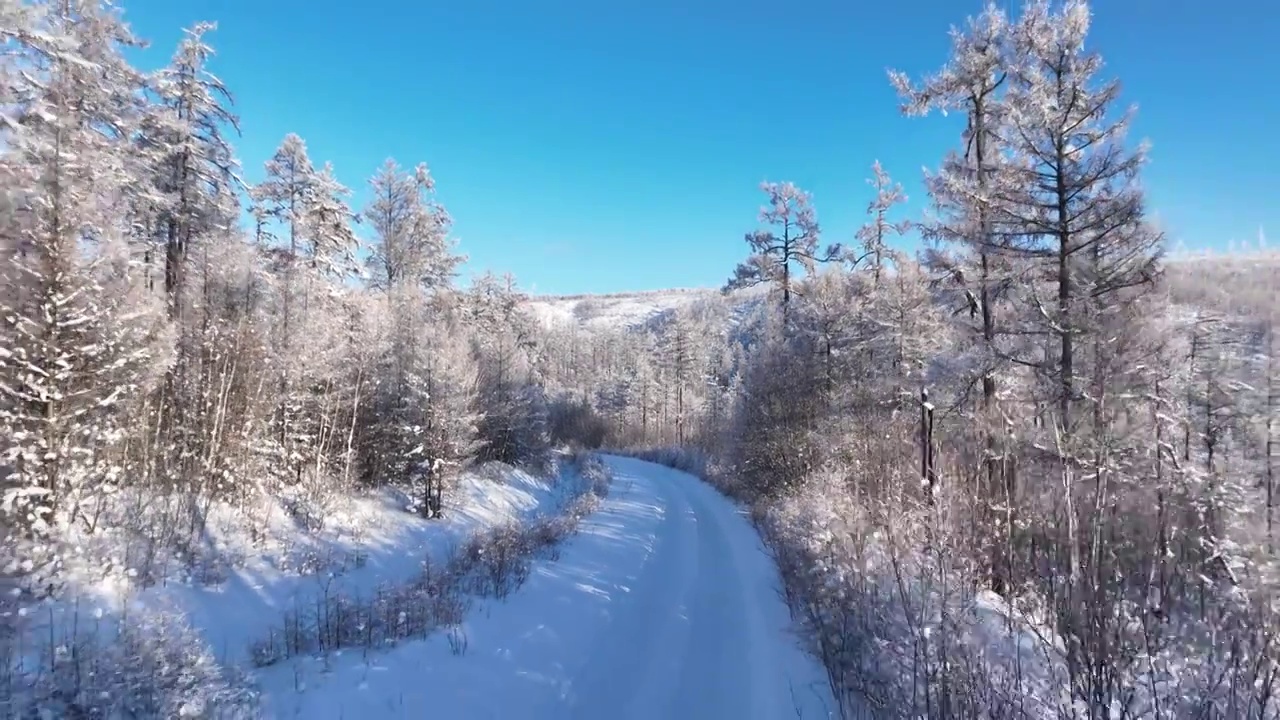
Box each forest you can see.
[3,0,1279,718]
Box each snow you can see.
[12,455,833,718]
[41,464,566,669]
[258,455,836,719]
[524,289,709,330]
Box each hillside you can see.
[524,288,715,331]
[520,246,1278,344]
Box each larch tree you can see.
[725,181,838,313]
[0,0,158,590]
[139,21,240,321]
[986,2,1170,701]
[250,134,363,486]
[848,161,912,409]
[302,161,362,278]
[361,158,473,515]
[660,306,709,446]
[467,272,549,469]
[365,159,458,292]
[999,0,1160,439]
[251,133,315,351]
[852,160,911,285]
[130,22,244,497]
[891,0,1013,413]
[251,136,361,283]
[889,1,1019,590]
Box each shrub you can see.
[1,606,259,719]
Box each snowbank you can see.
[1,459,583,716]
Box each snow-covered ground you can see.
[195,473,569,665]
[8,455,833,718]
[5,463,570,705]
[524,288,710,330]
[259,455,835,719]
[85,468,564,666]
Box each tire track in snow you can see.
[544,458,699,719]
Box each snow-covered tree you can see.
[358,161,478,512]
[246,135,364,490]
[999,0,1161,435]
[890,1,1013,418]
[365,159,460,291]
[0,0,160,591]
[251,134,361,280]
[251,133,314,353]
[303,161,362,278]
[138,21,241,319]
[851,160,910,284]
[467,272,550,469]
[725,181,838,311]
[889,4,1020,591]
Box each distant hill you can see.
[524,288,715,331]
[521,249,1280,337]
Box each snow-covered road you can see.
[262,455,834,719]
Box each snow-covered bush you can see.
[248,556,475,668]
[611,446,710,479]
[760,465,1039,719]
[452,521,536,599]
[1,606,258,718]
[564,452,610,498]
[547,397,611,450]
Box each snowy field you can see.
[259,456,835,719]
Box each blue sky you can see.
[121,0,1278,296]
